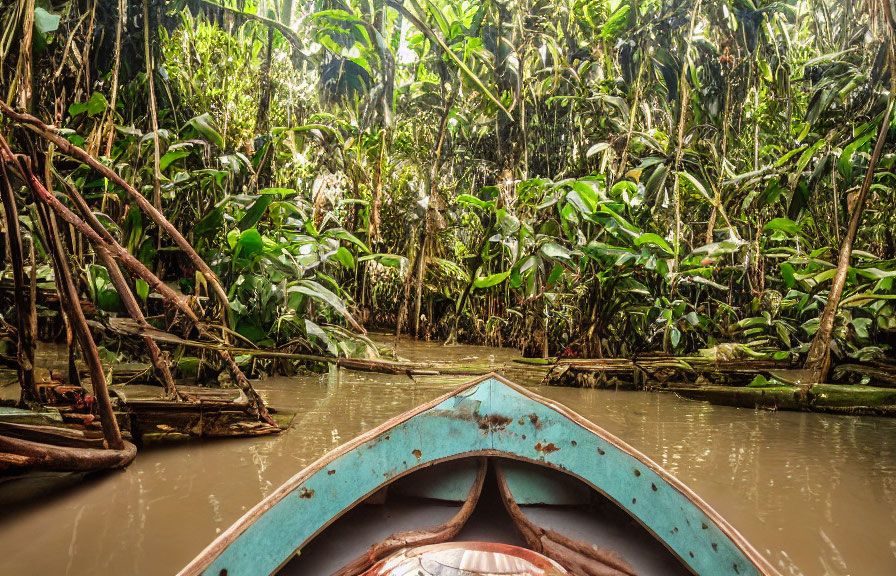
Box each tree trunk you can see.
[255,27,274,134]
[0,160,37,404]
[412,90,456,338]
[804,95,894,382]
[35,201,125,450]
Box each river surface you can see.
[1,339,895,575]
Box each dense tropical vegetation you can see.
[1,0,895,391]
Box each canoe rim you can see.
[180,372,779,576]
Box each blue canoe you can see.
[180,374,778,576]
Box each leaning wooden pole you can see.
[34,199,125,450]
[61,178,178,398]
[0,159,37,404]
[0,102,231,317]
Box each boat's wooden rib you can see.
[333,458,487,576]
[494,461,636,576]
[180,373,779,576]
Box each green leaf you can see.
[34,7,60,35]
[235,228,264,259]
[747,374,771,388]
[540,242,572,260]
[635,233,672,254]
[679,171,713,202]
[473,271,511,289]
[586,142,611,157]
[332,246,355,269]
[763,218,801,236]
[185,113,224,148]
[670,327,681,349]
[135,279,149,302]
[239,196,273,231]
[68,92,108,117]
[456,194,494,210]
[304,319,337,355]
[195,207,224,241]
[291,280,364,332]
[780,262,796,288]
[360,253,407,269]
[160,150,191,171]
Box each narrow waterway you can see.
[1,340,894,575]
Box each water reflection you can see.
[0,341,894,576]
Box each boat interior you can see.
[279,456,693,576]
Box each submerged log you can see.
[0,434,136,473]
[670,383,896,415]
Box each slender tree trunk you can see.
[143,0,163,252]
[34,201,125,450]
[804,94,894,382]
[412,90,456,338]
[368,129,387,243]
[14,0,35,111]
[0,160,37,404]
[671,0,701,272]
[255,27,274,135]
[103,0,126,157]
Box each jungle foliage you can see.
[1,0,895,374]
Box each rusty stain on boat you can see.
[534,442,559,455]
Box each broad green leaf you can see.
[635,233,672,254]
[290,279,364,332]
[34,7,60,34]
[763,218,801,236]
[332,246,355,269]
[456,194,494,210]
[473,271,511,289]
[239,196,273,231]
[160,150,191,171]
[135,279,149,302]
[235,228,264,258]
[185,113,224,148]
[540,242,572,260]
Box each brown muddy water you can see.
[0,339,894,575]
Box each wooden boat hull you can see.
[181,374,778,576]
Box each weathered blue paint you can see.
[184,375,775,576]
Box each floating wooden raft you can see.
[181,374,779,576]
[108,384,279,440]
